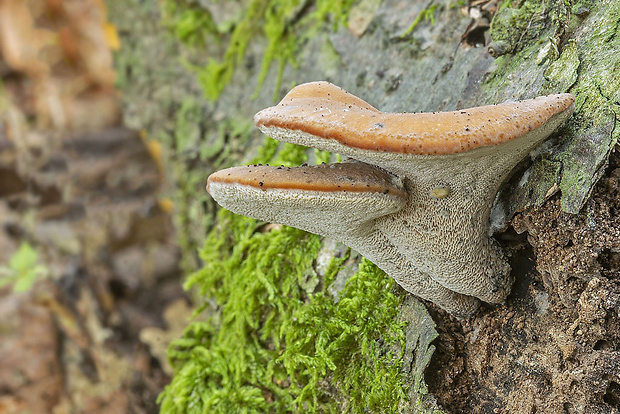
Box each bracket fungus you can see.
[207,81,575,317]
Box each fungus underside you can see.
[158,140,410,413]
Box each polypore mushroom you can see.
[208,81,575,317]
[207,160,409,236]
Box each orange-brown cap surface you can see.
[207,160,406,198]
[254,82,575,155]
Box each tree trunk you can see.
[109,0,619,412]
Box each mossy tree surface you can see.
[108,0,618,412]
[155,130,440,412]
[487,0,619,216]
[110,1,440,412]
[159,217,408,412]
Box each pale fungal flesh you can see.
[207,81,575,317]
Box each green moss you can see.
[277,258,407,412]
[159,213,407,413]
[163,0,355,102]
[162,1,218,46]
[401,3,439,37]
[172,98,208,154]
[194,0,270,101]
[159,137,408,412]
[172,112,256,271]
[258,140,310,167]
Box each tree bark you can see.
[109,0,619,412]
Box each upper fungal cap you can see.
[254,81,575,155]
[207,160,406,198]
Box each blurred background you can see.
[0,1,187,412]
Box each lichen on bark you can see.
[488,0,619,216]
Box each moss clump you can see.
[163,0,356,101]
[162,1,218,46]
[158,216,408,413]
[159,140,408,412]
